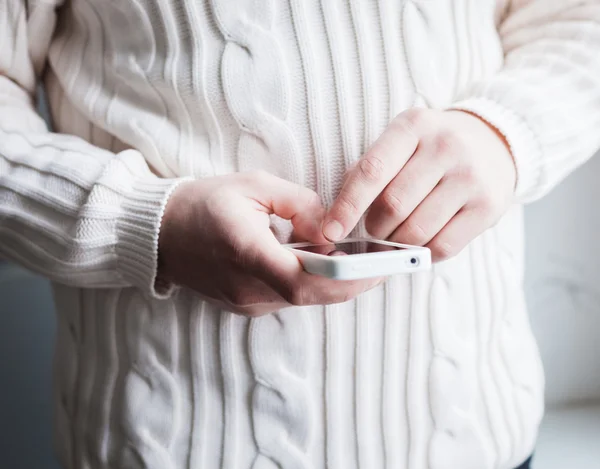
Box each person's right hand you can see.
[158,171,381,317]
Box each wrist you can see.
[448,98,542,201]
[156,179,195,286]
[116,174,193,298]
[446,109,517,192]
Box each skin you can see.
[158,170,382,317]
[323,108,517,261]
[158,108,515,317]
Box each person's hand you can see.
[158,171,381,316]
[322,108,516,261]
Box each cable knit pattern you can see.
[116,294,180,469]
[248,311,315,469]
[210,0,304,182]
[428,261,494,469]
[2,1,600,468]
[210,2,313,468]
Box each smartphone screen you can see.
[293,240,408,256]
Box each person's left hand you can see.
[322,108,517,261]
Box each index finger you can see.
[323,113,421,241]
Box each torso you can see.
[46,1,543,468]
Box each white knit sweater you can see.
[2,1,600,468]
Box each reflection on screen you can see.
[294,241,406,256]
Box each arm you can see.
[321,1,600,260]
[452,0,600,202]
[1,0,381,313]
[0,0,187,296]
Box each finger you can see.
[426,208,483,262]
[250,235,384,306]
[240,202,382,305]
[389,178,467,246]
[323,111,422,241]
[237,272,382,313]
[189,265,286,308]
[366,141,448,239]
[291,272,384,306]
[220,268,288,308]
[230,171,383,306]
[243,170,328,244]
[305,243,338,256]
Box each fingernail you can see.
[323,220,344,241]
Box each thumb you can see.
[244,171,328,244]
[292,203,328,244]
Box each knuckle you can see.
[477,193,500,215]
[381,190,408,219]
[225,283,260,309]
[403,220,429,245]
[457,164,479,185]
[277,283,294,304]
[286,285,307,306]
[398,108,427,133]
[359,152,385,182]
[336,194,361,219]
[229,289,250,308]
[433,130,463,156]
[430,239,456,260]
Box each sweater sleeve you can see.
[0,0,188,297]
[451,0,600,203]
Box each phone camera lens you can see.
[410,257,418,266]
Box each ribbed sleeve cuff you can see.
[115,176,192,299]
[450,97,544,202]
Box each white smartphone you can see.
[284,238,431,280]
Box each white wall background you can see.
[525,152,600,406]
